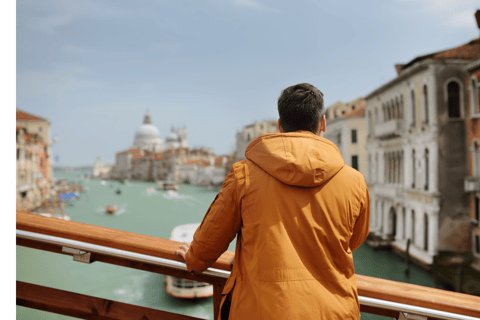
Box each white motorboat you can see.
[164,223,212,299]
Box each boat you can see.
[116,189,121,195]
[164,223,212,299]
[156,180,179,190]
[146,187,155,194]
[105,205,117,214]
[164,190,180,199]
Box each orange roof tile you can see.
[16,110,48,122]
[343,105,365,118]
[402,37,480,71]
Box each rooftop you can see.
[401,37,480,72]
[16,109,49,122]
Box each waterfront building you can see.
[16,110,53,212]
[324,98,367,177]
[164,126,188,150]
[16,108,51,144]
[235,120,278,161]
[365,35,480,271]
[91,156,113,178]
[464,58,480,273]
[324,97,365,122]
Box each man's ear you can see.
[278,119,284,133]
[317,115,326,136]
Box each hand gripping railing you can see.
[16,211,480,320]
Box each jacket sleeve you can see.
[185,165,243,273]
[349,182,370,252]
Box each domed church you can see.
[132,112,163,152]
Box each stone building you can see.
[235,120,278,161]
[132,112,163,153]
[324,99,367,177]
[464,58,480,273]
[92,156,113,178]
[365,36,480,267]
[16,110,53,212]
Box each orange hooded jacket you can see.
[185,131,370,320]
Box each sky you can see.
[14,0,480,166]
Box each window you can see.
[402,208,406,240]
[352,155,358,170]
[476,196,480,222]
[411,90,416,126]
[351,129,357,144]
[400,95,404,119]
[474,141,479,177]
[423,85,429,124]
[17,148,20,160]
[471,78,479,116]
[425,149,429,191]
[448,81,460,118]
[476,234,480,254]
[375,107,379,124]
[39,127,43,132]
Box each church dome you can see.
[132,112,163,152]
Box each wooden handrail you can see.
[16,211,480,319]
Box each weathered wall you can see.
[435,63,471,252]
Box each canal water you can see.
[17,171,434,320]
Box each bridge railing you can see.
[16,211,480,320]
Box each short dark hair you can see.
[277,83,325,133]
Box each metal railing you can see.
[16,211,480,320]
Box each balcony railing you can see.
[465,176,480,193]
[374,119,403,139]
[16,211,480,320]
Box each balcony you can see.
[374,119,403,139]
[464,176,480,192]
[16,211,480,320]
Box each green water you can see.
[17,171,434,320]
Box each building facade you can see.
[16,110,53,212]
[464,58,480,272]
[235,120,278,161]
[366,37,480,267]
[324,99,367,177]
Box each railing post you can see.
[213,284,224,320]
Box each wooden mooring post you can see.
[404,238,410,276]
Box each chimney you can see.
[476,10,480,29]
[395,64,405,76]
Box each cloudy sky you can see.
[14,0,480,166]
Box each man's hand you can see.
[175,242,191,261]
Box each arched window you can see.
[396,97,400,119]
[368,110,373,136]
[423,85,429,124]
[402,207,406,239]
[476,196,480,222]
[400,95,404,119]
[383,104,387,122]
[423,213,429,251]
[391,100,396,119]
[412,149,416,189]
[448,81,460,118]
[411,90,416,126]
[424,149,429,191]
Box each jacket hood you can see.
[245,131,345,187]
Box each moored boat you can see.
[164,223,213,299]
